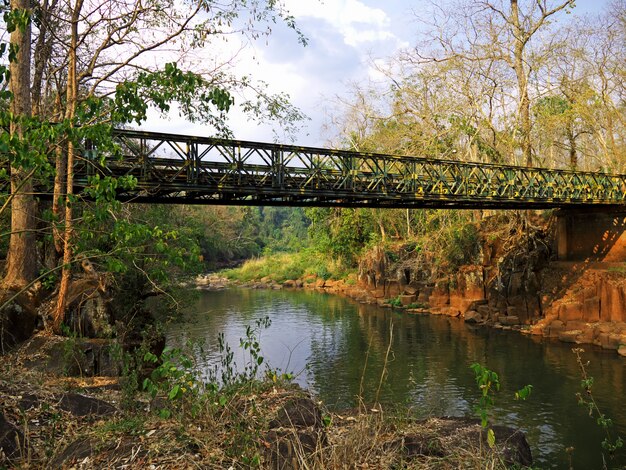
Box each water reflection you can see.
[166,288,626,469]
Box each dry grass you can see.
[0,350,526,470]
[294,411,514,470]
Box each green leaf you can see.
[487,428,496,448]
[515,384,533,401]
[168,384,181,400]
[143,351,158,362]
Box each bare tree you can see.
[409,0,576,166]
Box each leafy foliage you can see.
[471,363,532,449]
[471,363,501,429]
[573,348,623,461]
[305,207,377,266]
[142,347,201,418]
[443,222,480,270]
[113,63,235,133]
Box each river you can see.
[165,287,626,469]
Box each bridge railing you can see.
[1,126,622,208]
[86,128,625,208]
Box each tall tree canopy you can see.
[0,0,308,329]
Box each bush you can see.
[443,223,480,269]
[223,250,348,283]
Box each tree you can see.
[0,0,308,331]
[410,0,576,166]
[3,0,38,290]
[532,5,626,171]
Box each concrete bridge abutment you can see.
[555,209,626,262]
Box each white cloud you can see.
[283,0,396,47]
[142,1,412,146]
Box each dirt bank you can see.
[0,338,532,469]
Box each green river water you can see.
[165,287,626,469]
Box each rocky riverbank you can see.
[0,339,532,469]
[210,216,626,357]
[198,267,626,357]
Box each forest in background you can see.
[227,0,626,283]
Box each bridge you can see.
[71,128,626,209]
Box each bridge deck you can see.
[69,128,626,208]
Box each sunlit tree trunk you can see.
[4,0,38,290]
[510,0,533,167]
[54,0,83,331]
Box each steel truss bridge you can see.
[71,128,626,209]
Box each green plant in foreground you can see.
[142,347,201,418]
[573,348,623,465]
[471,363,532,448]
[214,315,282,387]
[240,316,271,380]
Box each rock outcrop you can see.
[0,291,39,353]
[298,215,626,356]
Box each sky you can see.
[143,0,612,148]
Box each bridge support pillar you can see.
[555,209,626,262]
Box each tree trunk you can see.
[510,0,533,167]
[45,93,66,270]
[31,0,57,116]
[54,0,83,331]
[406,209,412,238]
[4,0,38,290]
[567,126,577,169]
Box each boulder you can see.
[51,278,114,338]
[265,397,325,470]
[269,397,322,429]
[500,315,520,326]
[58,394,117,417]
[372,288,386,299]
[558,330,583,343]
[593,332,621,350]
[529,323,546,336]
[440,307,461,317]
[449,266,485,314]
[0,295,38,352]
[403,286,418,296]
[582,297,601,322]
[558,302,584,322]
[464,310,483,324]
[417,293,429,304]
[477,305,491,317]
[20,334,121,377]
[565,320,588,331]
[384,281,402,298]
[0,412,27,464]
[545,320,565,338]
[397,418,532,468]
